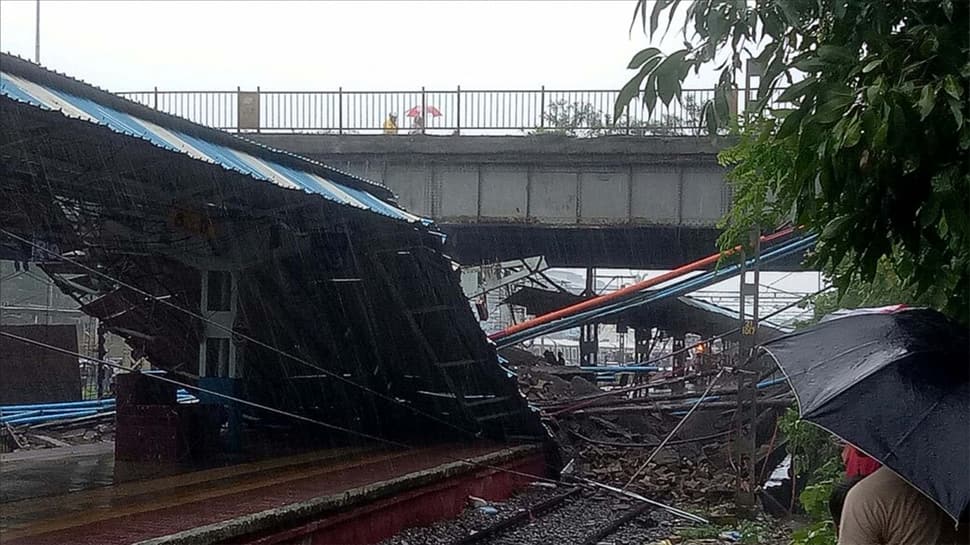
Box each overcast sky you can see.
[0,0,717,92]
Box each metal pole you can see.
[421,86,426,135]
[456,85,461,135]
[34,0,40,63]
[153,86,158,110]
[735,226,760,515]
[540,85,546,129]
[338,87,343,135]
[45,277,52,326]
[96,321,106,399]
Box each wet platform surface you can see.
[1,443,115,503]
[0,442,537,545]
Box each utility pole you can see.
[34,0,41,63]
[735,227,760,515]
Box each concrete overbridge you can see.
[251,134,802,270]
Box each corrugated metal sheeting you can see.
[0,71,426,225]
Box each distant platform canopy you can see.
[504,286,788,341]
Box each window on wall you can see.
[204,337,230,377]
[207,271,231,312]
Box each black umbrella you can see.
[760,307,969,522]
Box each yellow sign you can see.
[742,320,757,336]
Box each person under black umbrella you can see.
[761,307,969,543]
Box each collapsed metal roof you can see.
[0,53,541,442]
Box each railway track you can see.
[449,487,663,545]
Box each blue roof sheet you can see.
[0,68,428,225]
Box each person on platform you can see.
[835,467,964,545]
[557,351,567,365]
[410,114,424,134]
[829,476,864,536]
[543,350,557,365]
[842,443,881,478]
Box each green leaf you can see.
[776,107,804,139]
[793,56,828,73]
[627,48,661,69]
[816,45,856,64]
[713,85,731,123]
[815,94,854,124]
[874,120,889,148]
[944,75,963,100]
[919,84,937,120]
[615,65,650,122]
[643,73,658,114]
[821,215,851,240]
[942,0,954,19]
[702,101,717,135]
[842,117,862,148]
[654,50,689,105]
[649,0,675,37]
[833,0,848,19]
[776,0,802,27]
[777,77,817,103]
[949,97,964,129]
[862,59,883,74]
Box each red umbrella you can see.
[406,105,442,117]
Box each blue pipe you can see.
[496,235,817,348]
[1,389,194,413]
[0,410,41,422]
[1,407,99,419]
[0,399,115,412]
[4,409,98,425]
[756,376,788,389]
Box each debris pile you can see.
[516,363,792,507]
[517,366,601,404]
[2,421,115,452]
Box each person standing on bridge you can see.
[383,113,398,134]
[410,114,425,135]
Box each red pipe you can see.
[488,227,796,340]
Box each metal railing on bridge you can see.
[117,86,781,136]
[117,87,788,136]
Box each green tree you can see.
[535,97,703,137]
[616,0,970,321]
